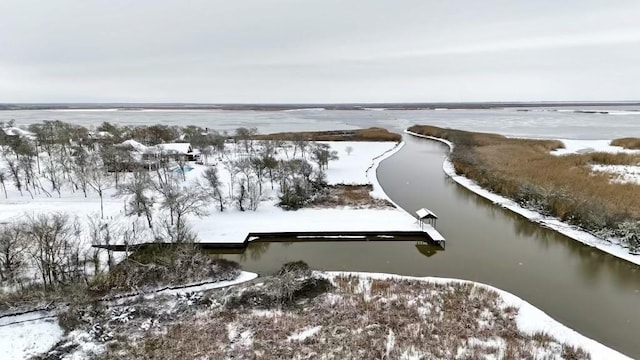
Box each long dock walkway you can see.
[94,227,445,251]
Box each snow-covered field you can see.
[590,164,640,185]
[193,141,418,242]
[550,139,640,156]
[406,130,640,266]
[0,312,63,360]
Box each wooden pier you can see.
[416,207,445,248]
[94,228,446,252]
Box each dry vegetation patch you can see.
[77,270,590,360]
[0,245,241,315]
[254,127,402,142]
[90,244,240,296]
[309,184,394,209]
[611,137,640,150]
[408,125,640,252]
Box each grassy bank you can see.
[611,137,640,150]
[41,263,591,360]
[408,125,640,252]
[254,127,402,142]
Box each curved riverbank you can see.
[366,140,407,208]
[405,130,640,266]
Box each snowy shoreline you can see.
[322,271,630,359]
[405,130,640,266]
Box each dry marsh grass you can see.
[254,127,402,142]
[309,184,394,209]
[408,125,640,234]
[611,137,640,150]
[90,244,240,296]
[93,273,590,360]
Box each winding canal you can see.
[222,134,640,358]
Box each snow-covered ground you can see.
[406,130,640,266]
[0,308,63,360]
[551,139,640,156]
[324,272,630,360]
[0,141,417,247]
[552,138,640,186]
[194,141,416,243]
[591,164,640,185]
[0,270,257,360]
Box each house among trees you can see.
[143,142,200,162]
[108,140,199,172]
[1,126,35,146]
[0,128,17,146]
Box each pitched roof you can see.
[119,139,148,152]
[157,143,192,154]
[416,208,438,220]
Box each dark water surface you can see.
[220,135,640,358]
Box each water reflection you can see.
[241,241,271,261]
[415,243,440,257]
[376,134,640,357]
[210,240,444,272]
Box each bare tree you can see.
[86,216,109,275]
[311,143,339,170]
[291,134,308,158]
[234,127,257,154]
[202,167,225,212]
[232,158,261,211]
[101,146,132,187]
[118,171,155,228]
[25,213,72,290]
[175,153,189,181]
[42,156,63,197]
[87,155,114,218]
[18,152,40,198]
[157,181,209,242]
[72,146,91,197]
[345,145,354,156]
[0,169,7,199]
[276,159,327,210]
[247,176,262,211]
[235,178,248,212]
[3,156,23,196]
[0,223,29,283]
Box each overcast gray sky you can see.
[2,0,640,103]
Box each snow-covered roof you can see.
[416,208,438,220]
[2,127,35,138]
[157,143,192,154]
[88,131,114,139]
[119,139,148,152]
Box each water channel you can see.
[219,134,640,358]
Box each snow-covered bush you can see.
[616,221,640,254]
